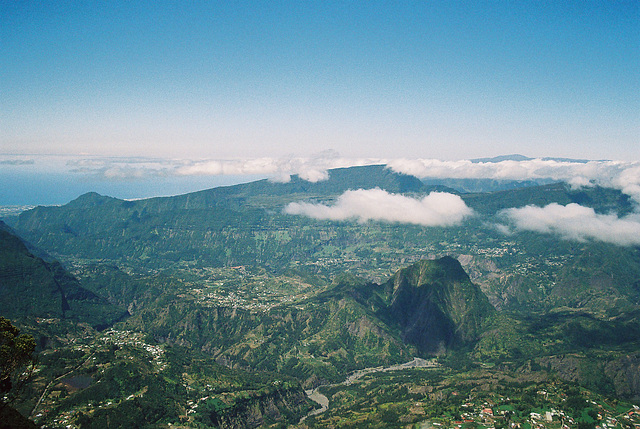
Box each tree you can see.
[0,317,36,399]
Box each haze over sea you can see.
[0,156,263,206]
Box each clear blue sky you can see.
[1,1,639,161]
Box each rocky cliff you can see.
[199,384,312,429]
[380,257,496,354]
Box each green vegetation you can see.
[1,165,640,427]
[305,366,640,429]
[0,318,37,429]
[0,317,36,398]
[0,222,127,329]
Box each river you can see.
[299,357,438,423]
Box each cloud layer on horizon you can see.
[59,155,640,203]
[499,203,640,246]
[387,158,640,204]
[6,154,640,246]
[285,189,474,227]
[173,154,382,183]
[6,154,639,206]
[63,153,385,183]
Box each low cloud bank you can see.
[64,156,640,204]
[174,151,387,183]
[174,156,365,183]
[387,158,640,204]
[499,203,640,246]
[67,157,177,179]
[0,158,35,165]
[285,189,474,227]
[67,152,385,183]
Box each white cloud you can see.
[176,158,280,177]
[67,157,176,180]
[175,155,383,183]
[61,155,640,205]
[387,158,640,203]
[285,189,474,226]
[0,158,35,165]
[613,164,640,204]
[298,168,329,183]
[67,154,385,183]
[499,203,640,246]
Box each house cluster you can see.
[101,329,166,372]
[423,388,640,429]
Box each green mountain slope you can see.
[122,285,415,387]
[115,258,495,389]
[7,165,444,269]
[0,221,125,328]
[6,165,638,317]
[380,257,495,354]
[462,182,634,215]
[156,164,434,209]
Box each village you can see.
[415,387,640,429]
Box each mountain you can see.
[6,166,632,275]
[0,222,315,427]
[103,164,440,213]
[4,164,640,426]
[6,165,452,270]
[121,274,416,387]
[422,177,555,193]
[462,181,633,215]
[324,257,496,355]
[0,221,126,328]
[380,257,495,354]
[5,165,637,317]
[546,244,640,312]
[470,154,593,164]
[471,154,532,163]
[119,258,494,385]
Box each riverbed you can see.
[299,357,438,423]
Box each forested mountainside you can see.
[2,165,640,427]
[6,165,638,315]
[0,221,126,328]
[1,223,502,427]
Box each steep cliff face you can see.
[199,384,312,429]
[605,354,640,400]
[380,257,496,354]
[539,353,640,401]
[0,222,125,327]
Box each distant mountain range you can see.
[470,154,594,163]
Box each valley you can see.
[1,165,640,428]
[299,357,438,423]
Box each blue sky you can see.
[2,1,638,162]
